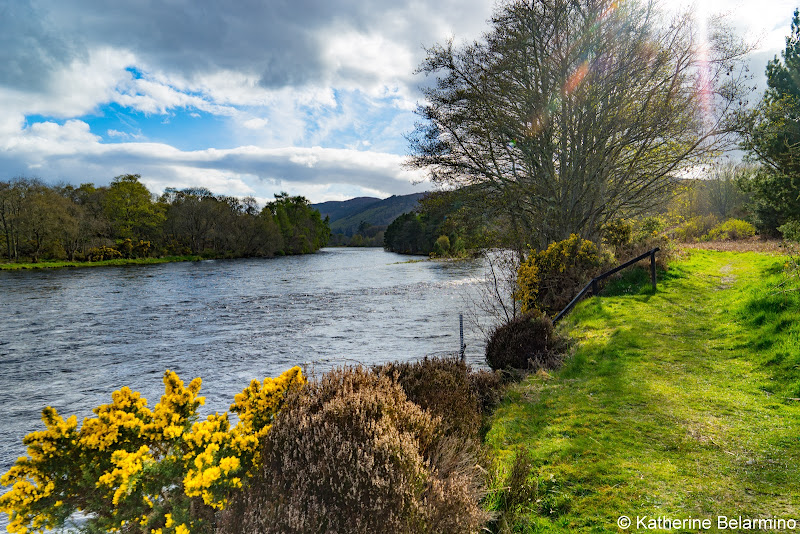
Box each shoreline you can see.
[0,255,206,271]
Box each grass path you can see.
[484,250,800,532]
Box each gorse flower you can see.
[182,366,306,509]
[516,234,601,315]
[0,367,305,534]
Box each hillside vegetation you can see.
[312,192,426,237]
[484,250,800,532]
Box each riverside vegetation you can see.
[0,175,330,269]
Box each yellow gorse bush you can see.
[0,367,305,534]
[516,234,601,314]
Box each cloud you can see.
[0,119,427,199]
[2,0,493,101]
[0,47,135,119]
[242,118,269,130]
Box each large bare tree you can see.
[408,0,751,249]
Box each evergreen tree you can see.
[742,9,800,235]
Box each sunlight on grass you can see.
[484,250,800,533]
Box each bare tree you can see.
[408,0,752,249]
[463,249,523,336]
[702,161,753,219]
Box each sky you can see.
[0,0,797,204]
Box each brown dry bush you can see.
[468,368,505,415]
[485,313,567,371]
[219,366,490,534]
[375,356,483,439]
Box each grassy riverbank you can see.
[0,255,204,270]
[484,250,800,532]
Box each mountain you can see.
[312,197,381,223]
[313,192,427,236]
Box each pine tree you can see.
[741,9,800,235]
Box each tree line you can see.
[0,174,330,263]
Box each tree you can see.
[264,193,330,255]
[104,174,164,242]
[22,183,72,262]
[58,183,109,261]
[162,187,218,254]
[702,161,751,219]
[408,0,751,250]
[0,179,24,261]
[741,9,800,235]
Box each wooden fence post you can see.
[650,251,657,291]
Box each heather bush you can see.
[486,313,567,371]
[375,356,482,439]
[515,234,602,315]
[703,218,757,241]
[468,368,505,415]
[223,366,490,534]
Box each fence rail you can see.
[552,247,660,324]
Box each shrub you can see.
[468,368,505,415]
[222,367,489,534]
[0,368,305,534]
[605,216,671,271]
[117,238,134,258]
[602,219,633,250]
[485,313,567,371]
[86,245,122,262]
[433,235,451,257]
[516,234,601,315]
[703,218,757,241]
[450,235,466,256]
[672,214,719,242]
[375,356,484,439]
[778,219,800,242]
[635,216,666,242]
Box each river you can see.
[0,247,494,520]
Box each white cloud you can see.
[323,31,416,95]
[242,118,269,130]
[0,47,134,119]
[107,129,144,140]
[0,119,427,200]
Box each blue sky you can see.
[0,0,796,203]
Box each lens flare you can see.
[563,61,590,95]
[695,8,714,128]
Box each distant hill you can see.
[312,197,382,223]
[313,192,427,236]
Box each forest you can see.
[0,174,330,264]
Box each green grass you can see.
[484,250,800,532]
[0,255,204,270]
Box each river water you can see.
[0,247,493,519]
